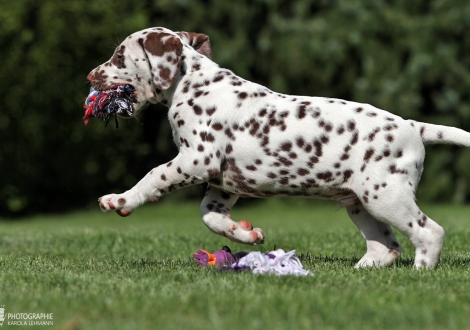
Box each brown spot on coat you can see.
[212,123,223,131]
[363,148,375,161]
[159,67,171,81]
[278,177,289,185]
[350,132,359,145]
[193,105,203,115]
[111,45,127,69]
[342,170,353,182]
[347,120,356,132]
[296,137,305,148]
[224,128,235,140]
[316,171,334,182]
[297,168,310,176]
[238,92,248,99]
[281,142,293,152]
[278,157,293,166]
[206,107,216,116]
[297,105,307,119]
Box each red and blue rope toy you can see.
[83,84,136,127]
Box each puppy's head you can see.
[86,27,211,117]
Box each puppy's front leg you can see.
[98,154,207,216]
[200,186,265,245]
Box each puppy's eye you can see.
[116,53,123,58]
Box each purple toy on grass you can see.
[193,247,314,276]
[193,246,248,266]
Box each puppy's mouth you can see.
[83,84,146,127]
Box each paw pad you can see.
[238,220,253,230]
[117,209,131,217]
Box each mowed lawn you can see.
[1,198,469,330]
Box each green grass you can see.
[1,198,469,330]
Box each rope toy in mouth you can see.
[83,84,136,128]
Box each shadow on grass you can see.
[300,253,418,268]
[129,258,194,268]
[299,253,358,265]
[391,257,415,268]
[116,254,462,271]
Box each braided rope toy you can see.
[83,84,136,127]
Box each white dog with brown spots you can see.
[87,27,470,269]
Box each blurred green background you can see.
[1,0,470,217]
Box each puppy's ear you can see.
[138,32,183,90]
[176,32,212,59]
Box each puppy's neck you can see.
[161,49,219,107]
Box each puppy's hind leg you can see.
[363,185,445,269]
[200,186,265,245]
[347,202,401,268]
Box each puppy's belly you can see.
[208,171,357,205]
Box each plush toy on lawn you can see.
[193,246,248,266]
[83,84,136,127]
[193,246,313,276]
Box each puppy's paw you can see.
[251,228,265,245]
[236,221,265,245]
[98,193,136,217]
[228,220,265,245]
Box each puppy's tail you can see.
[413,121,470,147]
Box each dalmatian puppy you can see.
[87,27,470,269]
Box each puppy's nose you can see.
[87,72,95,82]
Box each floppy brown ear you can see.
[176,32,212,59]
[138,32,183,90]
